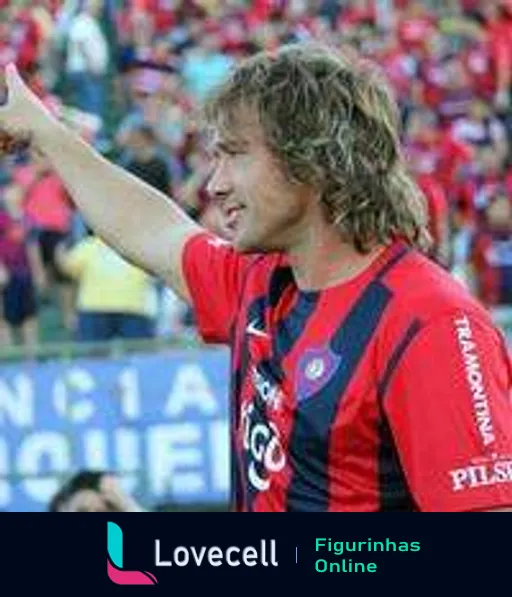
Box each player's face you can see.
[207,121,316,253]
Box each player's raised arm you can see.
[0,63,202,302]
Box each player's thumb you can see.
[5,62,24,95]
[0,63,23,109]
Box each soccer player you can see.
[1,44,511,512]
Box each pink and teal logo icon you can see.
[107,522,158,585]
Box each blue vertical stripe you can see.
[377,318,423,511]
[377,413,418,511]
[274,292,320,359]
[268,267,294,307]
[244,273,316,510]
[377,319,422,402]
[286,281,392,511]
[234,296,267,510]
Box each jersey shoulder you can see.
[384,249,489,322]
[377,249,500,357]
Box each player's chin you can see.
[231,228,264,254]
[234,232,280,254]
[232,237,255,253]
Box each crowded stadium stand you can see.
[0,0,510,511]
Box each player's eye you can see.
[224,147,245,157]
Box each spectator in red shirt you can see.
[397,0,437,55]
[10,5,42,74]
[462,32,506,104]
[338,0,376,32]
[480,0,512,108]
[470,191,512,342]
[404,108,474,199]
[417,171,450,267]
[20,151,75,331]
[375,31,417,106]
[435,130,475,199]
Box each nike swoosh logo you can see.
[206,237,229,248]
[246,320,268,338]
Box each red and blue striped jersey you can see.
[182,232,512,511]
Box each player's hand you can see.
[0,63,55,153]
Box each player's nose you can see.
[206,160,233,202]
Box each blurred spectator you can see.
[65,0,109,118]
[460,146,507,212]
[470,191,512,341]
[416,167,450,267]
[122,123,172,195]
[0,184,44,348]
[437,54,476,125]
[452,97,508,163]
[397,0,437,55]
[115,69,192,174]
[181,25,234,102]
[56,232,158,342]
[13,150,75,331]
[49,470,144,512]
[9,0,43,73]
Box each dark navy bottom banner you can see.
[2,515,507,593]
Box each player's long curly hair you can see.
[203,42,431,253]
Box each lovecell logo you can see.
[107,522,158,585]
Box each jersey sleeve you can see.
[181,232,251,344]
[383,311,512,512]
